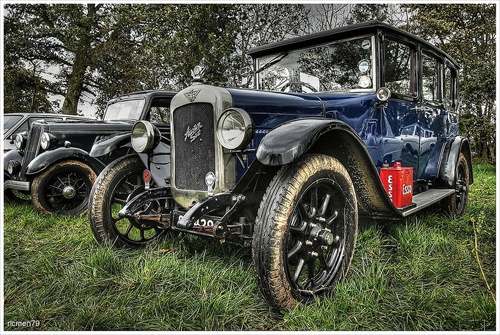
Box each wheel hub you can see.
[62,185,77,199]
[317,229,335,246]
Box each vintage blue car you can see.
[88,21,472,311]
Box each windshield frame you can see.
[254,34,377,94]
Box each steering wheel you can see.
[280,81,318,93]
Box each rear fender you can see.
[26,147,105,176]
[438,136,474,188]
[256,118,401,219]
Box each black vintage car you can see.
[88,21,472,311]
[4,90,175,215]
[3,113,89,152]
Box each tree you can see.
[4,63,59,114]
[227,4,310,88]
[4,4,112,115]
[308,4,351,32]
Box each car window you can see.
[150,107,170,124]
[149,97,171,124]
[384,39,414,97]
[444,64,457,110]
[4,115,23,134]
[422,52,442,102]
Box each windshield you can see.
[4,115,23,134]
[103,99,146,121]
[256,35,375,93]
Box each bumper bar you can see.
[4,180,30,191]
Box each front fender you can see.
[136,141,171,188]
[256,118,402,219]
[90,133,130,157]
[26,147,106,176]
[4,149,23,177]
[256,118,337,166]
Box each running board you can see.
[401,189,455,217]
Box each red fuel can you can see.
[380,162,413,208]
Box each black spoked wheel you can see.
[4,187,31,204]
[89,155,166,248]
[31,160,97,215]
[252,154,358,311]
[442,153,470,217]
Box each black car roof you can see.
[248,20,459,68]
[109,90,177,101]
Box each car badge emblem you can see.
[184,122,203,142]
[184,89,201,102]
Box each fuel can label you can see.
[380,162,413,208]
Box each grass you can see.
[2,158,496,331]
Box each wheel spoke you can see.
[287,240,303,260]
[327,210,339,226]
[319,193,331,216]
[140,228,145,241]
[298,199,316,219]
[293,258,306,282]
[123,223,133,237]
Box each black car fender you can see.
[438,136,474,188]
[89,133,131,157]
[136,141,171,188]
[25,147,106,176]
[3,149,24,177]
[255,118,402,219]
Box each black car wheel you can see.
[252,154,358,311]
[31,160,97,215]
[89,155,166,248]
[442,153,470,217]
[4,184,31,204]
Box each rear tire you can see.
[441,153,470,217]
[89,155,166,248]
[252,154,358,311]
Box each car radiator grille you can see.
[20,124,43,177]
[173,103,215,190]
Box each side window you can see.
[384,39,414,97]
[149,98,171,124]
[150,107,170,124]
[422,52,442,103]
[444,64,457,110]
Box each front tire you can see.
[31,160,97,215]
[88,155,166,248]
[252,154,358,311]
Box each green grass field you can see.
[3,159,496,331]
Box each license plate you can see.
[174,212,219,228]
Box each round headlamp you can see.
[216,108,253,150]
[14,134,26,150]
[7,160,21,175]
[131,121,161,153]
[40,132,56,150]
[376,87,391,102]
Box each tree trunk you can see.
[61,5,95,115]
